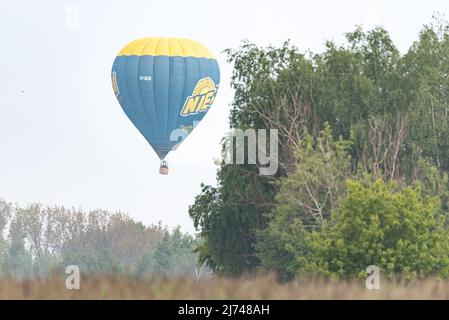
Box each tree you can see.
[135,227,206,278]
[190,41,313,275]
[308,180,449,279]
[60,210,163,274]
[0,199,201,278]
[189,170,274,275]
[258,178,449,280]
[255,125,356,280]
[0,199,11,276]
[4,208,33,278]
[399,17,449,172]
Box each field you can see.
[1,275,449,299]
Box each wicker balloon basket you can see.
[159,161,169,175]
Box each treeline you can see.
[0,199,207,278]
[190,17,449,280]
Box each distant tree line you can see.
[189,16,449,280]
[0,199,207,279]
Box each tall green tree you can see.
[190,42,308,274]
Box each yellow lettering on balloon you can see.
[200,91,216,111]
[181,96,200,115]
[195,94,207,113]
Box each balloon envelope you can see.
[111,38,220,160]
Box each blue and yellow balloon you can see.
[111,38,220,174]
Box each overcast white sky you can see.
[1,0,448,233]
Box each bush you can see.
[257,178,449,280]
[308,180,449,279]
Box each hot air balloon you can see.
[111,38,220,174]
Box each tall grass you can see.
[1,274,449,299]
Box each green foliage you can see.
[400,19,449,172]
[256,123,449,280]
[189,167,275,275]
[192,17,449,279]
[410,159,449,214]
[190,41,309,275]
[308,180,449,279]
[135,227,206,278]
[4,240,33,278]
[0,201,203,279]
[255,126,354,280]
[224,41,305,130]
[258,178,449,280]
[277,124,354,229]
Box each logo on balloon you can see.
[111,72,120,97]
[180,77,218,117]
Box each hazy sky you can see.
[1,0,448,233]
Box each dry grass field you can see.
[1,274,449,299]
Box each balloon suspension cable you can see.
[159,160,169,175]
